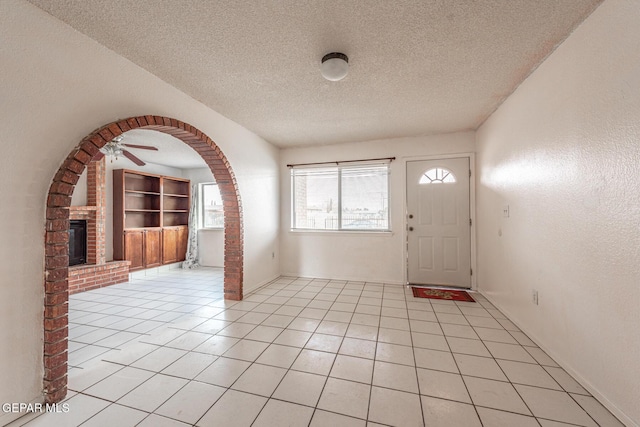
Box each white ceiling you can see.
[30,0,600,148]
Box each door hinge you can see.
[471,268,473,276]
[469,169,471,178]
[469,218,472,226]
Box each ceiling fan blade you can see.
[93,151,105,160]
[122,150,146,166]
[122,143,158,151]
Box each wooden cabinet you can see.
[162,226,189,265]
[177,226,188,262]
[144,229,163,268]
[123,230,144,270]
[114,170,190,270]
[123,229,162,271]
[162,227,178,264]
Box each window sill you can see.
[289,229,393,236]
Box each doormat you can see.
[411,287,475,302]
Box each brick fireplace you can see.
[68,157,129,293]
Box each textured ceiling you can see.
[29,0,600,148]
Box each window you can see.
[419,167,456,184]
[200,182,223,228]
[292,163,389,231]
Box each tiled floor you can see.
[9,267,624,426]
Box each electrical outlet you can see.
[532,289,539,305]
[503,205,510,218]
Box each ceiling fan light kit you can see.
[321,52,349,81]
[99,135,158,166]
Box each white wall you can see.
[475,1,640,425]
[280,132,475,283]
[0,1,279,420]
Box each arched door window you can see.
[419,168,457,184]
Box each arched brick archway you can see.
[43,115,243,403]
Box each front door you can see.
[406,158,471,288]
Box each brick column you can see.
[86,158,106,264]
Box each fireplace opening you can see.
[69,220,87,266]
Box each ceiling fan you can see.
[95,135,158,166]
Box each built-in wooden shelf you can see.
[113,169,190,271]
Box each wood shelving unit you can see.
[113,170,191,271]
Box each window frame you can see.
[199,182,224,230]
[290,162,391,232]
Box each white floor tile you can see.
[339,337,377,359]
[80,403,147,427]
[310,409,366,427]
[244,325,284,343]
[454,353,508,381]
[497,359,563,390]
[68,360,123,392]
[464,376,531,415]
[195,356,251,387]
[330,354,374,384]
[291,349,336,376]
[137,414,191,426]
[117,373,188,412]
[446,336,491,357]
[417,368,471,403]
[273,370,327,407]
[346,324,379,341]
[368,386,423,427]
[193,335,239,355]
[372,360,419,393]
[255,343,301,368]
[414,348,458,373]
[273,329,312,347]
[514,384,597,426]
[222,339,269,362]
[161,352,217,379]
[231,363,287,397]
[305,333,343,353]
[543,366,590,395]
[197,389,267,427]
[375,342,415,366]
[155,381,226,424]
[317,378,371,420]
[252,399,314,427]
[484,341,537,363]
[62,270,621,427]
[476,406,540,427]
[420,395,482,427]
[83,366,155,401]
[130,347,187,372]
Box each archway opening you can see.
[43,115,243,403]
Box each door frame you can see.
[402,153,477,290]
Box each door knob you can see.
[408,214,414,219]
[409,227,414,231]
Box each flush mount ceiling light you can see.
[321,52,349,81]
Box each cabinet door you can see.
[145,229,163,268]
[124,230,144,271]
[177,226,189,262]
[162,228,178,264]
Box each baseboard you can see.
[478,291,637,427]
[128,262,183,280]
[278,271,404,286]
[243,273,281,296]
